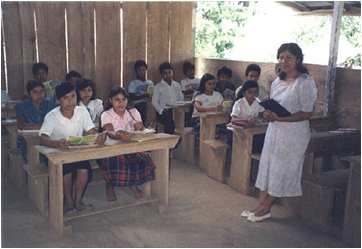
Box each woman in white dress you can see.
[242,43,317,222]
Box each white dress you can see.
[255,74,317,197]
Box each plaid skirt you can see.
[100,152,155,187]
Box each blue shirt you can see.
[15,98,55,124]
[127,79,153,104]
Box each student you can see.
[215,66,236,100]
[32,62,61,105]
[127,60,153,125]
[192,73,223,137]
[152,62,184,134]
[100,86,155,201]
[231,80,265,127]
[39,81,105,212]
[180,62,200,99]
[65,70,82,86]
[76,78,103,129]
[15,80,55,162]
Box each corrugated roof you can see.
[279,1,361,15]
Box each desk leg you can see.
[49,162,64,236]
[230,132,253,194]
[151,149,169,211]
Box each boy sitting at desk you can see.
[39,82,105,212]
[15,80,55,162]
[215,66,236,101]
[180,62,200,100]
[152,62,184,134]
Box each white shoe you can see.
[240,210,254,218]
[247,212,271,222]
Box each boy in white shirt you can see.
[39,82,105,212]
[152,62,184,134]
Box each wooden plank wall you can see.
[1,2,195,100]
[195,57,361,128]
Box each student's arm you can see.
[39,134,69,149]
[16,116,41,130]
[102,123,131,142]
[152,86,163,114]
[194,101,218,113]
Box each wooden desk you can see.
[17,130,40,172]
[172,101,192,134]
[1,100,19,119]
[229,125,267,194]
[2,119,18,150]
[36,133,179,236]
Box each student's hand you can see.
[216,104,223,112]
[95,132,107,146]
[116,130,131,142]
[134,121,144,131]
[247,119,256,127]
[56,139,70,150]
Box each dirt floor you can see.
[2,159,347,247]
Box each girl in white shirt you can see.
[76,79,104,129]
[192,73,224,136]
[231,80,265,127]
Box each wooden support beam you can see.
[323,2,344,116]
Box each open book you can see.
[257,99,291,117]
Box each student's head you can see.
[277,43,308,80]
[238,80,259,103]
[217,66,232,81]
[55,81,77,111]
[65,71,82,86]
[134,60,148,80]
[197,73,216,95]
[26,80,45,103]
[107,86,129,112]
[32,62,48,83]
[245,64,261,82]
[183,62,195,79]
[159,62,174,82]
[76,78,96,105]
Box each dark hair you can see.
[245,64,261,76]
[65,70,82,81]
[76,78,96,103]
[277,43,309,80]
[26,80,44,95]
[32,62,48,75]
[105,85,132,111]
[182,62,195,75]
[159,62,173,74]
[235,80,259,101]
[134,60,148,71]
[195,73,216,97]
[55,81,75,100]
[217,66,232,78]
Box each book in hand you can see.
[257,98,291,117]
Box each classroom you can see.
[1,1,361,247]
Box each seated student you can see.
[152,62,184,134]
[32,62,61,105]
[215,66,236,100]
[191,73,224,138]
[65,70,82,86]
[180,62,200,99]
[127,60,153,125]
[100,86,155,201]
[39,81,105,212]
[15,80,55,162]
[76,78,103,129]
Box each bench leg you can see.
[151,149,169,208]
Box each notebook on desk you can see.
[257,99,291,117]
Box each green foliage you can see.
[195,1,256,58]
[293,17,328,46]
[341,16,361,67]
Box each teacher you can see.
[242,43,318,222]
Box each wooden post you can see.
[323,2,344,116]
[48,162,64,235]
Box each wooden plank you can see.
[94,2,121,100]
[1,22,6,91]
[66,2,95,79]
[147,2,170,83]
[18,2,37,90]
[34,3,67,81]
[2,2,24,100]
[122,2,147,86]
[169,2,194,82]
[48,161,64,235]
[151,149,169,209]
[323,2,344,116]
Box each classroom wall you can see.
[1,2,195,100]
[195,57,361,128]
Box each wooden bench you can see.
[199,111,229,182]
